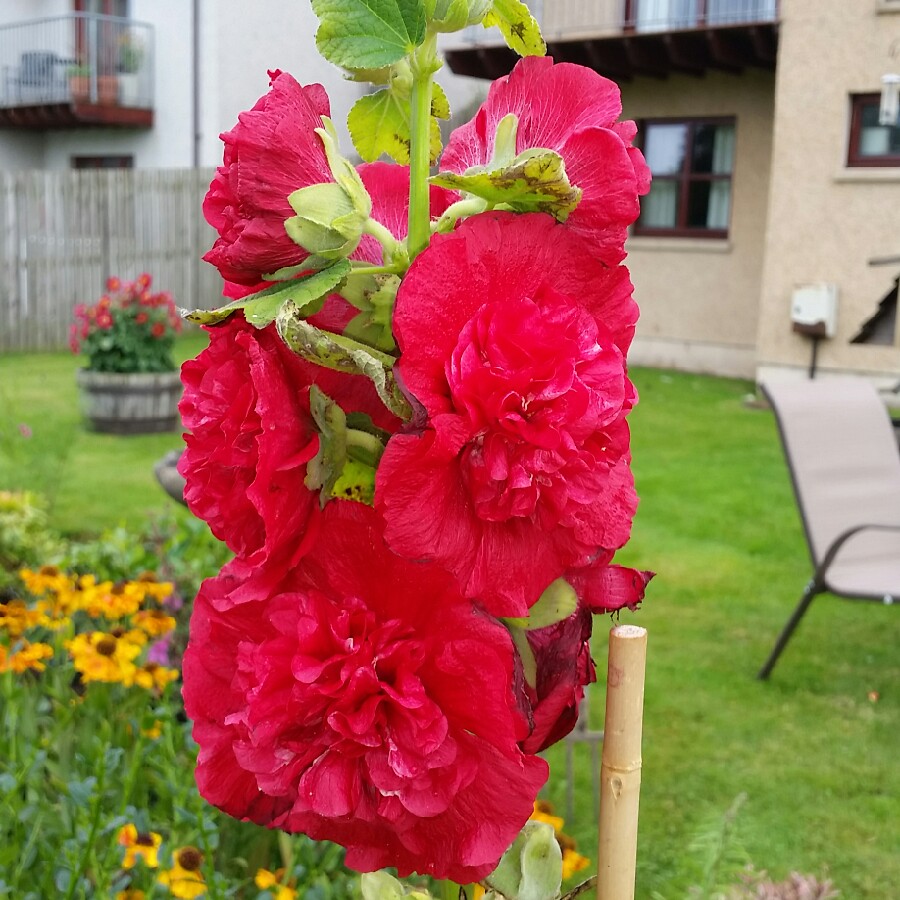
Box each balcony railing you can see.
[0,13,154,128]
[448,0,779,81]
[458,0,778,43]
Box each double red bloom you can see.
[377,212,639,616]
[183,57,652,882]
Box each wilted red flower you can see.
[203,70,334,286]
[183,501,548,883]
[523,564,653,753]
[178,314,398,603]
[441,56,650,266]
[376,212,639,616]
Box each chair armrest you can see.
[814,523,900,585]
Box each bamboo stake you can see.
[596,624,648,900]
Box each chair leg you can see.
[757,581,819,680]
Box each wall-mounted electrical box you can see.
[791,283,838,338]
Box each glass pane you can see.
[635,0,697,32]
[643,124,687,175]
[692,124,735,174]
[685,181,731,229]
[707,0,777,25]
[859,102,900,157]
[640,180,679,228]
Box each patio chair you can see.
[757,376,900,679]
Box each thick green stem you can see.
[407,33,438,260]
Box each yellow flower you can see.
[133,663,179,692]
[141,719,163,739]
[79,580,144,619]
[66,631,142,685]
[255,868,297,899]
[117,823,162,868]
[0,599,44,637]
[531,799,565,834]
[158,846,207,898]
[561,847,591,880]
[115,890,146,900]
[131,608,177,637]
[0,640,54,674]
[19,565,72,597]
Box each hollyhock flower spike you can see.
[376,211,640,616]
[183,2,654,893]
[440,56,651,266]
[183,501,548,883]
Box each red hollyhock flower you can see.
[183,502,548,883]
[376,212,639,616]
[178,314,398,602]
[440,57,651,266]
[203,70,334,286]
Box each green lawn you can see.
[1,349,898,897]
[0,331,208,536]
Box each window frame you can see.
[847,93,900,168]
[634,115,736,239]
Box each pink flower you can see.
[183,502,548,882]
[376,212,639,616]
[203,71,334,285]
[441,57,650,266]
[178,314,398,602]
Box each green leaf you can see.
[180,260,351,328]
[430,148,582,220]
[483,0,545,56]
[348,80,448,164]
[305,385,349,504]
[349,89,412,163]
[277,300,412,420]
[486,821,563,900]
[311,0,427,69]
[505,578,578,630]
[340,272,400,351]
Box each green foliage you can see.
[277,301,412,419]
[311,0,427,69]
[348,74,449,165]
[482,0,545,56]
[182,260,352,327]
[430,147,582,221]
[485,821,562,900]
[0,491,65,588]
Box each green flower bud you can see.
[284,117,372,268]
[426,0,492,32]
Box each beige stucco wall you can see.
[621,69,776,378]
[756,0,900,383]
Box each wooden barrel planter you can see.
[76,369,183,435]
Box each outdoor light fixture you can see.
[879,73,900,126]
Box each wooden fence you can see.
[0,168,225,352]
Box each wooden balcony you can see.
[0,13,153,130]
[446,0,779,82]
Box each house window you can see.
[72,155,134,168]
[635,118,736,237]
[848,94,900,167]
